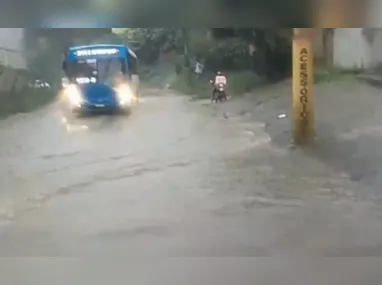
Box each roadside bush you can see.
[107,29,292,96]
[172,69,265,98]
[228,70,265,94]
[0,87,54,118]
[171,70,209,97]
[314,67,362,83]
[0,64,55,118]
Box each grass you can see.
[172,71,211,98]
[314,67,362,84]
[170,67,362,99]
[228,71,265,94]
[172,70,265,98]
[0,65,57,118]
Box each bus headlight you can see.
[115,84,134,105]
[66,84,83,107]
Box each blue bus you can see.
[62,44,139,114]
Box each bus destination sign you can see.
[75,48,119,56]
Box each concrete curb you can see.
[356,73,382,88]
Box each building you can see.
[0,28,27,70]
[319,28,382,71]
[332,28,372,69]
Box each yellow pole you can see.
[292,28,315,144]
[315,0,365,27]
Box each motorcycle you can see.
[209,80,227,102]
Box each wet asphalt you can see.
[1,83,382,284]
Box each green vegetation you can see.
[1,28,347,119]
[0,29,117,118]
[0,87,54,118]
[172,70,264,98]
[314,67,363,83]
[228,71,265,95]
[104,28,293,97]
[0,64,55,118]
[26,36,63,89]
[0,36,59,118]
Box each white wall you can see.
[368,0,382,27]
[0,28,26,70]
[0,29,28,94]
[333,28,371,69]
[369,30,382,69]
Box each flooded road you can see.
[1,86,382,284]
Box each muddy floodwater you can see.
[1,83,382,284]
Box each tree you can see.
[209,28,292,79]
[26,36,61,85]
[24,29,113,87]
[119,28,184,64]
[322,28,334,68]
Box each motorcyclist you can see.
[211,71,227,100]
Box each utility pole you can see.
[316,0,365,27]
[292,28,315,144]
[292,1,365,144]
[181,28,192,86]
[181,28,190,67]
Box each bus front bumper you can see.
[71,101,131,114]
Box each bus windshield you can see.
[68,58,124,85]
